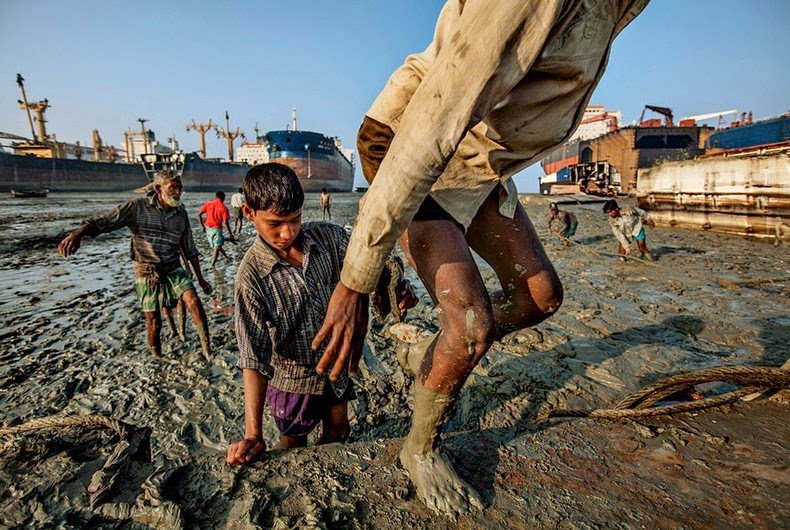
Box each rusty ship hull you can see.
[636,146,790,238]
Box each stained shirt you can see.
[84,194,199,265]
[199,199,230,228]
[342,0,649,293]
[234,222,350,397]
[609,206,651,249]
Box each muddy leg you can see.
[464,192,563,340]
[397,216,492,516]
[317,401,350,445]
[210,247,220,267]
[636,239,653,260]
[175,298,187,340]
[144,311,163,358]
[182,288,211,360]
[161,306,179,340]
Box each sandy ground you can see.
[0,192,787,528]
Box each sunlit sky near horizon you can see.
[1,0,787,192]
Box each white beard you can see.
[161,193,181,207]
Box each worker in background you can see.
[320,188,332,221]
[230,188,246,235]
[603,199,655,261]
[547,202,578,243]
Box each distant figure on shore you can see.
[57,169,213,359]
[547,202,578,243]
[230,188,246,235]
[226,163,417,463]
[198,191,236,266]
[313,0,650,516]
[320,187,332,220]
[603,199,655,261]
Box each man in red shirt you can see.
[198,191,236,266]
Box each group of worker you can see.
[548,199,656,261]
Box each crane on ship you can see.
[186,118,215,158]
[215,111,244,163]
[681,109,739,129]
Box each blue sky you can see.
[0,0,787,192]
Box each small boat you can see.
[10,188,49,198]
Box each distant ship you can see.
[238,108,355,193]
[0,77,353,193]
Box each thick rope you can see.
[538,365,789,422]
[0,414,127,439]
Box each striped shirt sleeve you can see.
[234,279,275,379]
[84,199,136,237]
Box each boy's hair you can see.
[216,191,226,200]
[322,187,327,193]
[243,163,304,214]
[602,199,619,213]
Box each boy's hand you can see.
[314,282,369,381]
[226,436,266,465]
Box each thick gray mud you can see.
[0,192,787,528]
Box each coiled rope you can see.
[537,365,790,422]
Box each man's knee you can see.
[510,274,564,328]
[442,304,497,363]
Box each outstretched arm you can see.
[58,201,135,257]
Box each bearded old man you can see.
[58,170,213,359]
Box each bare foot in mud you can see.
[396,332,439,377]
[399,445,483,517]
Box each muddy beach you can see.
[0,191,787,528]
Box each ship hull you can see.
[636,149,789,238]
[0,151,148,192]
[269,152,354,192]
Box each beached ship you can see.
[238,108,355,193]
[539,105,713,196]
[636,113,790,238]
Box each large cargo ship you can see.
[259,129,354,193]
[0,148,252,193]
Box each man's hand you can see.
[226,436,266,465]
[398,281,418,315]
[58,234,81,257]
[624,248,632,257]
[647,219,656,229]
[198,277,213,295]
[314,282,369,381]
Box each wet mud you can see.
[0,192,787,528]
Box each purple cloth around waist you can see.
[266,383,354,437]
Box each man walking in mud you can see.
[198,191,236,266]
[58,169,214,360]
[313,0,650,516]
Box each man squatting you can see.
[58,169,214,359]
[313,0,650,517]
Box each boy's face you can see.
[243,205,302,251]
[607,208,620,218]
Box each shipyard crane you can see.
[186,118,215,158]
[137,118,149,155]
[680,109,739,129]
[215,111,244,163]
[639,105,674,127]
[16,74,37,141]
